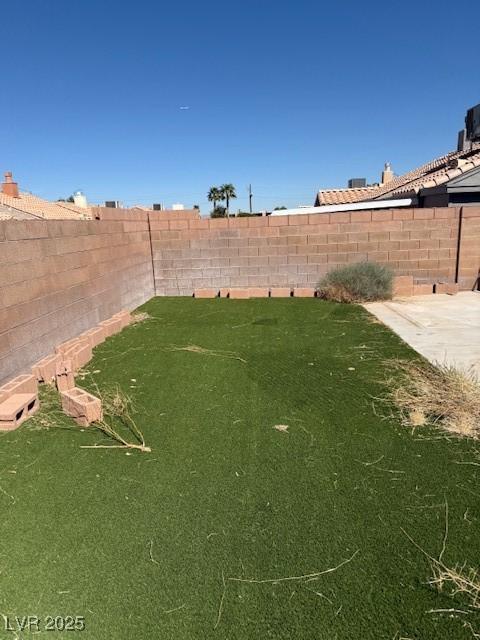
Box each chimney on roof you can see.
[73,190,88,208]
[381,162,394,185]
[1,172,19,198]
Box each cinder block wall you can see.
[151,207,480,295]
[458,207,480,285]
[1,205,479,384]
[0,212,154,384]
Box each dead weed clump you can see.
[29,383,151,453]
[429,562,480,610]
[131,311,151,324]
[81,385,151,453]
[385,360,480,438]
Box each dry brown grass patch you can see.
[131,311,151,324]
[384,359,480,438]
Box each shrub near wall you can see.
[318,262,394,303]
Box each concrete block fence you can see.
[0,212,154,384]
[0,206,479,384]
[150,207,480,295]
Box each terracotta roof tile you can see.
[0,191,92,219]
[316,186,379,205]
[316,142,480,205]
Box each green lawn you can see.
[1,298,479,639]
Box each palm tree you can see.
[219,184,236,214]
[207,187,222,211]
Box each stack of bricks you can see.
[0,308,134,430]
[51,310,133,424]
[0,373,39,431]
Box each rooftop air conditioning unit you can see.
[466,103,480,141]
[348,178,367,188]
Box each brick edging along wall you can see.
[150,207,480,295]
[0,206,479,384]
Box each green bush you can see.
[210,206,227,218]
[317,261,393,303]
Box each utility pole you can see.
[248,184,253,214]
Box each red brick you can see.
[393,209,414,220]
[435,282,459,295]
[248,217,268,227]
[56,359,75,392]
[99,317,122,337]
[195,288,219,298]
[393,275,414,297]
[4,220,49,241]
[0,374,38,400]
[389,250,410,261]
[329,212,351,224]
[248,288,270,297]
[229,289,251,299]
[112,310,132,329]
[372,210,393,221]
[60,387,102,426]
[63,342,92,372]
[270,288,292,297]
[413,209,435,220]
[308,214,331,225]
[413,284,434,295]
[293,287,316,297]
[350,211,372,222]
[462,206,480,218]
[369,232,390,242]
[268,216,289,226]
[81,327,106,348]
[434,208,457,219]
[209,218,229,229]
[0,393,39,431]
[32,354,60,383]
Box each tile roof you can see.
[316,186,379,206]
[0,191,92,219]
[316,142,480,205]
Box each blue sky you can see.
[2,0,480,213]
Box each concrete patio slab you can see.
[364,292,480,374]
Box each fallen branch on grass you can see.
[228,549,360,584]
[214,550,360,629]
[166,344,247,364]
[81,385,151,453]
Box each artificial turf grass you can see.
[0,298,479,639]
